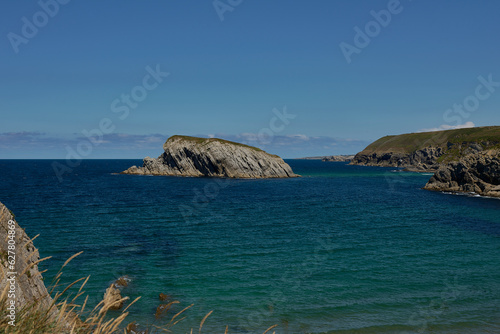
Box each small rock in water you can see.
[103,284,125,310]
[159,292,170,301]
[114,275,131,288]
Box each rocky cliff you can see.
[0,201,53,313]
[351,147,444,171]
[424,150,500,197]
[321,155,355,162]
[350,126,500,172]
[121,135,299,178]
[350,126,500,197]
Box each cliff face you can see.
[0,202,53,311]
[424,150,500,197]
[351,147,444,171]
[321,155,355,162]
[122,135,299,178]
[350,126,500,197]
[351,126,500,172]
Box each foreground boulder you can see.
[424,150,500,197]
[121,135,299,178]
[0,202,53,314]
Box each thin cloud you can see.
[0,132,169,151]
[0,132,369,158]
[211,133,369,156]
[418,121,475,132]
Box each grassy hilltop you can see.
[357,126,500,163]
[167,135,266,153]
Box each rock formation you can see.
[321,155,355,162]
[103,284,125,310]
[102,276,130,311]
[351,126,500,197]
[350,126,500,172]
[351,146,444,171]
[0,201,53,313]
[121,135,299,178]
[424,150,500,197]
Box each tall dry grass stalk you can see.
[0,252,277,334]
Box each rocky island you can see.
[121,135,299,178]
[350,126,500,197]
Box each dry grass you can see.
[0,253,277,334]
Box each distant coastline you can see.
[296,155,355,162]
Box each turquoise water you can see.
[0,160,499,333]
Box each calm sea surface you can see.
[0,159,499,333]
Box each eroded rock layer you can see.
[121,135,299,178]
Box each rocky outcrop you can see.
[103,285,125,310]
[321,155,355,162]
[350,146,444,171]
[350,126,500,172]
[424,150,500,197]
[0,201,53,313]
[102,276,130,311]
[121,135,299,178]
[351,127,500,197]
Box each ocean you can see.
[0,159,499,333]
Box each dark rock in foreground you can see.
[121,135,299,178]
[0,201,53,312]
[424,150,500,197]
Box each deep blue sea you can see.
[0,159,499,333]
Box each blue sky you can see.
[1,0,499,159]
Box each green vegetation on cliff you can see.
[168,135,266,153]
[361,126,500,154]
[350,126,500,169]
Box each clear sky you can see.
[1,0,499,159]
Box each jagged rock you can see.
[113,275,130,288]
[351,146,443,171]
[321,155,355,162]
[0,201,53,313]
[424,150,500,197]
[121,135,299,178]
[350,126,500,172]
[103,284,124,310]
[159,293,170,301]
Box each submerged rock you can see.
[121,135,299,178]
